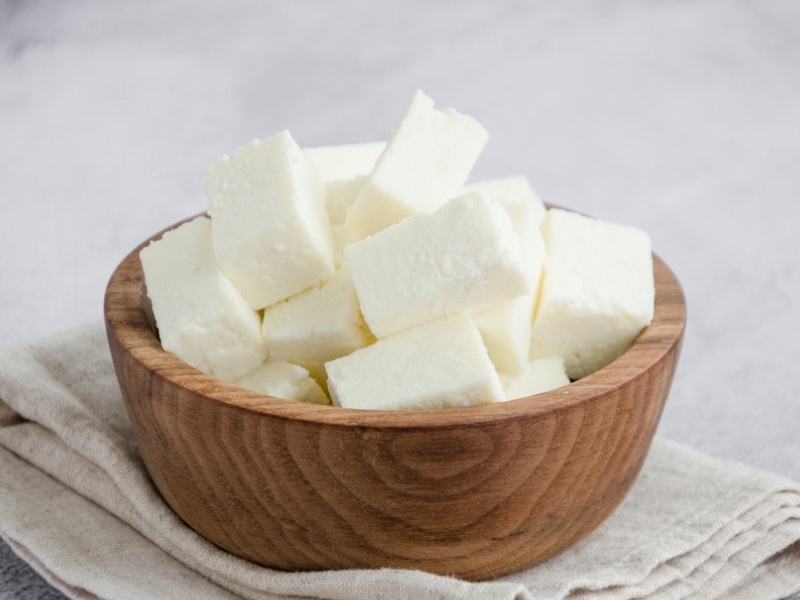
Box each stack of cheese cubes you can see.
[140,90,655,411]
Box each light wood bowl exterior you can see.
[104,216,686,581]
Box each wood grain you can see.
[104,217,686,580]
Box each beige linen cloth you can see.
[1,323,799,600]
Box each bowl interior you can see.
[105,214,686,428]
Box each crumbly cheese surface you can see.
[204,130,335,310]
[261,266,375,385]
[324,176,367,227]
[342,90,489,242]
[464,175,547,226]
[530,208,655,379]
[139,216,267,382]
[473,293,537,375]
[235,361,330,405]
[304,141,385,182]
[345,191,533,339]
[500,357,571,400]
[324,175,368,267]
[325,312,505,410]
[497,198,546,281]
[472,198,545,374]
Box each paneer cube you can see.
[304,141,385,182]
[235,361,330,405]
[139,216,267,382]
[500,357,571,400]
[473,198,545,374]
[345,191,533,339]
[204,130,335,310]
[261,266,375,385]
[530,209,655,379]
[325,312,504,410]
[464,175,547,226]
[342,90,488,242]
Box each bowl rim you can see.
[104,212,686,430]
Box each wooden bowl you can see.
[104,215,686,581]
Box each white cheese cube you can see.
[500,357,570,401]
[345,191,533,339]
[498,198,546,278]
[343,90,489,242]
[139,216,267,382]
[235,361,330,405]
[501,203,546,289]
[472,199,546,374]
[203,130,335,310]
[325,312,504,410]
[464,175,547,226]
[261,267,375,384]
[304,141,385,182]
[325,176,367,226]
[323,176,370,268]
[473,293,537,375]
[530,208,655,380]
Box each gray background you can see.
[1,1,798,597]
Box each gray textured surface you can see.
[0,539,66,600]
[1,0,799,597]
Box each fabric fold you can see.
[0,322,799,600]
